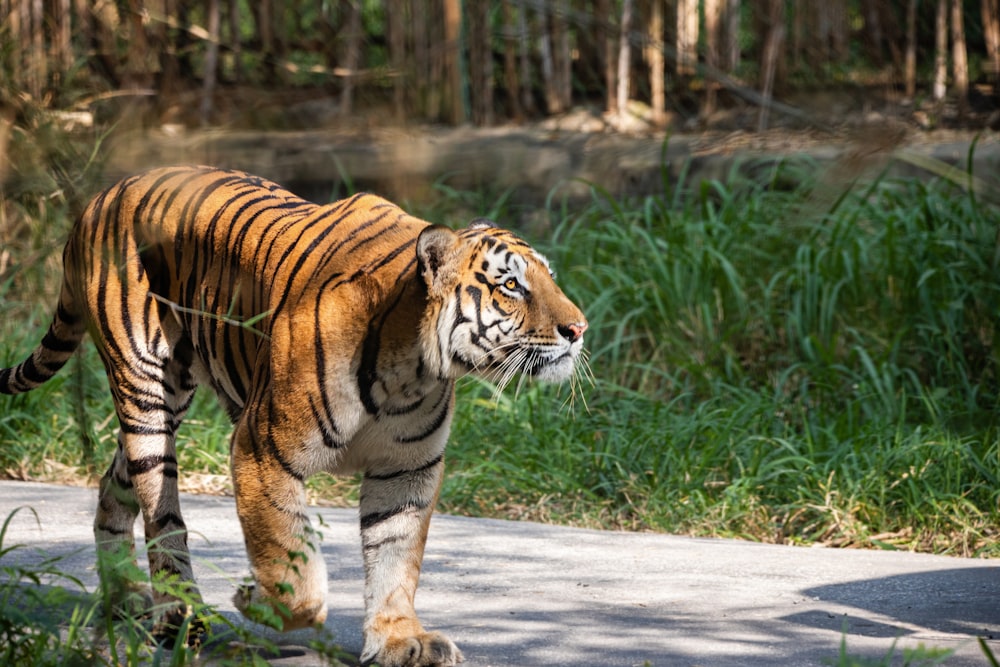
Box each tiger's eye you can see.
[504,278,518,291]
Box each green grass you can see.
[2,139,999,556]
[439,156,1000,557]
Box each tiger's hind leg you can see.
[93,337,203,642]
[229,399,329,632]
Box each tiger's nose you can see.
[558,321,588,343]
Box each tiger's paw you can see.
[106,584,154,621]
[233,583,327,632]
[150,605,208,649]
[362,631,464,667]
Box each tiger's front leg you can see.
[358,456,463,667]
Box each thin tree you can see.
[704,0,724,116]
[443,0,466,124]
[933,0,948,101]
[339,0,362,115]
[758,0,784,131]
[389,0,406,121]
[984,0,1000,88]
[951,0,968,115]
[502,0,524,122]
[597,0,617,114]
[677,0,699,76]
[150,0,181,103]
[539,5,559,113]
[645,0,665,124]
[552,0,572,112]
[26,0,45,100]
[200,0,220,126]
[905,0,918,99]
[228,0,242,83]
[254,0,280,84]
[467,0,493,125]
[725,0,741,73]
[51,0,72,86]
[616,0,634,118]
[517,0,535,117]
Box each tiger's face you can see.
[417,220,587,387]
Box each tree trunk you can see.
[676,0,698,76]
[616,0,634,117]
[255,0,276,83]
[200,0,220,126]
[725,0,740,73]
[51,0,72,83]
[7,0,23,96]
[758,0,784,131]
[229,0,242,83]
[419,0,447,120]
[339,0,362,115]
[389,0,407,121]
[123,0,150,88]
[517,1,536,116]
[983,0,1000,89]
[950,0,968,115]
[933,0,947,101]
[597,0,617,113]
[704,0,723,115]
[539,6,559,113]
[152,0,181,108]
[905,0,917,99]
[28,0,45,99]
[555,0,572,111]
[443,0,466,124]
[502,0,524,122]
[646,0,665,124]
[467,0,493,125]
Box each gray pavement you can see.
[0,480,996,666]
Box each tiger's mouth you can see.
[526,350,579,382]
[491,341,580,384]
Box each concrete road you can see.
[0,480,996,666]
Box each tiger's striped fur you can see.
[0,166,587,667]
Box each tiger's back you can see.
[78,167,431,421]
[0,166,587,667]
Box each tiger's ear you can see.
[468,218,497,230]
[417,225,458,285]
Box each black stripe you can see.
[20,357,50,384]
[396,390,452,444]
[360,501,427,531]
[308,395,343,448]
[126,454,177,477]
[364,454,443,481]
[40,327,78,353]
[118,422,175,436]
[55,301,82,326]
[154,512,187,531]
[362,533,405,554]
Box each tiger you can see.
[0,165,587,666]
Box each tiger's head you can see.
[417,219,587,387]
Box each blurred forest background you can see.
[2,0,1000,135]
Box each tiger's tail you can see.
[0,281,87,395]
